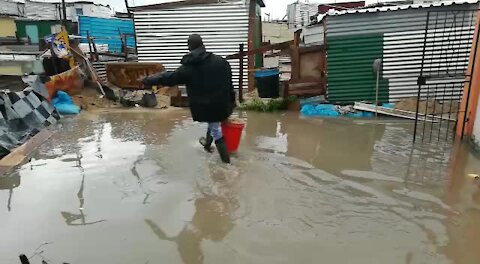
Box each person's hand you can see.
[141,76,154,86]
[141,72,165,87]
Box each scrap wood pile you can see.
[104,62,184,108]
[38,29,185,112]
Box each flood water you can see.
[0,109,479,264]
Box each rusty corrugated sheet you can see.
[106,62,165,89]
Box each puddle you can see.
[0,109,479,264]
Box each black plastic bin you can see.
[255,69,280,98]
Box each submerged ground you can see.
[0,109,479,264]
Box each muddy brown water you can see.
[0,109,479,264]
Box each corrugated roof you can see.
[328,0,478,16]
[130,0,264,11]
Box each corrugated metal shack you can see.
[78,16,135,53]
[130,0,265,93]
[303,0,479,104]
[14,0,113,44]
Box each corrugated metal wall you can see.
[79,16,135,53]
[303,23,324,46]
[0,0,21,16]
[24,0,60,20]
[328,34,389,103]
[133,0,249,92]
[325,3,478,103]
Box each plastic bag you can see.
[52,91,80,115]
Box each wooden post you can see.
[87,31,93,61]
[118,28,124,53]
[375,68,380,117]
[123,34,128,61]
[290,45,300,81]
[61,0,67,28]
[284,81,289,98]
[247,0,256,92]
[124,0,132,18]
[91,37,99,61]
[291,29,301,81]
[239,43,244,103]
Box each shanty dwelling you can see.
[302,0,479,104]
[130,0,265,94]
[15,0,113,44]
[0,0,20,39]
[0,16,17,38]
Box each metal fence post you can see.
[239,43,244,103]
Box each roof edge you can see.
[328,0,478,16]
[129,0,264,12]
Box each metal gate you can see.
[414,9,479,143]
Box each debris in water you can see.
[467,173,479,179]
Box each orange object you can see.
[105,62,165,89]
[44,66,84,100]
[457,11,480,138]
[221,120,245,153]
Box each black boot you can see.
[215,137,230,164]
[199,129,213,153]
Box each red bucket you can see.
[221,120,245,153]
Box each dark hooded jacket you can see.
[144,47,235,122]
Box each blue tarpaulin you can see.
[78,16,135,53]
[300,103,376,118]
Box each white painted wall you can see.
[67,3,112,22]
[262,21,293,43]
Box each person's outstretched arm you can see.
[142,65,190,87]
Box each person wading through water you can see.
[142,34,235,163]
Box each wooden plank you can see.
[0,129,56,176]
[353,102,456,122]
[298,45,326,54]
[288,89,324,96]
[290,46,300,81]
[287,80,325,96]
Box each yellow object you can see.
[53,28,75,68]
[0,18,16,37]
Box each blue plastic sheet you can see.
[382,103,395,109]
[301,103,375,118]
[301,104,340,117]
[52,91,80,115]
